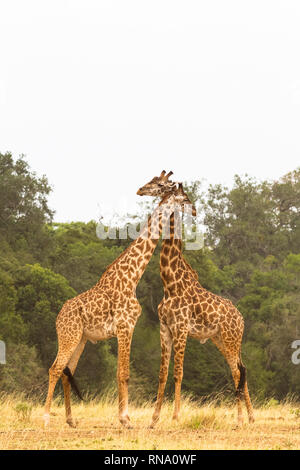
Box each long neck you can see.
[100,203,164,287]
[160,212,199,294]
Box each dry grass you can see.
[0,394,300,450]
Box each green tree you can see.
[238,254,300,399]
[0,268,27,343]
[0,152,54,261]
[47,222,123,293]
[0,343,46,395]
[14,264,76,366]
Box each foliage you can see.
[0,343,46,394]
[0,152,54,261]
[14,402,33,421]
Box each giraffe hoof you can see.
[43,413,50,428]
[122,422,133,429]
[66,419,77,428]
[120,415,132,428]
[249,416,255,424]
[233,422,243,430]
[150,416,159,428]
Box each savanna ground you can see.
[0,393,299,450]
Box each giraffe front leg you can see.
[150,323,172,428]
[117,328,133,428]
[172,329,188,422]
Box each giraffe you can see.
[137,177,254,427]
[43,171,178,429]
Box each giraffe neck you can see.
[160,212,199,295]
[99,203,167,288]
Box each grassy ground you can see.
[0,395,299,450]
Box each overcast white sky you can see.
[0,1,299,222]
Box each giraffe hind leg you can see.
[236,361,246,400]
[244,379,255,423]
[61,337,87,428]
[236,359,254,423]
[44,332,83,428]
[63,367,83,400]
[228,356,244,426]
[211,336,244,426]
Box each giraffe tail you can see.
[63,367,84,401]
[236,360,246,400]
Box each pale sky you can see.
[0,1,299,222]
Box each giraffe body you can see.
[151,205,254,427]
[44,202,161,428]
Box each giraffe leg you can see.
[61,336,87,428]
[43,362,60,428]
[211,336,244,426]
[172,329,188,422]
[44,333,83,428]
[117,328,133,428]
[226,350,254,424]
[228,357,244,426]
[243,373,255,423]
[150,322,172,428]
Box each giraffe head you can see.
[137,170,176,197]
[161,182,197,217]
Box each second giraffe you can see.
[137,172,255,427]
